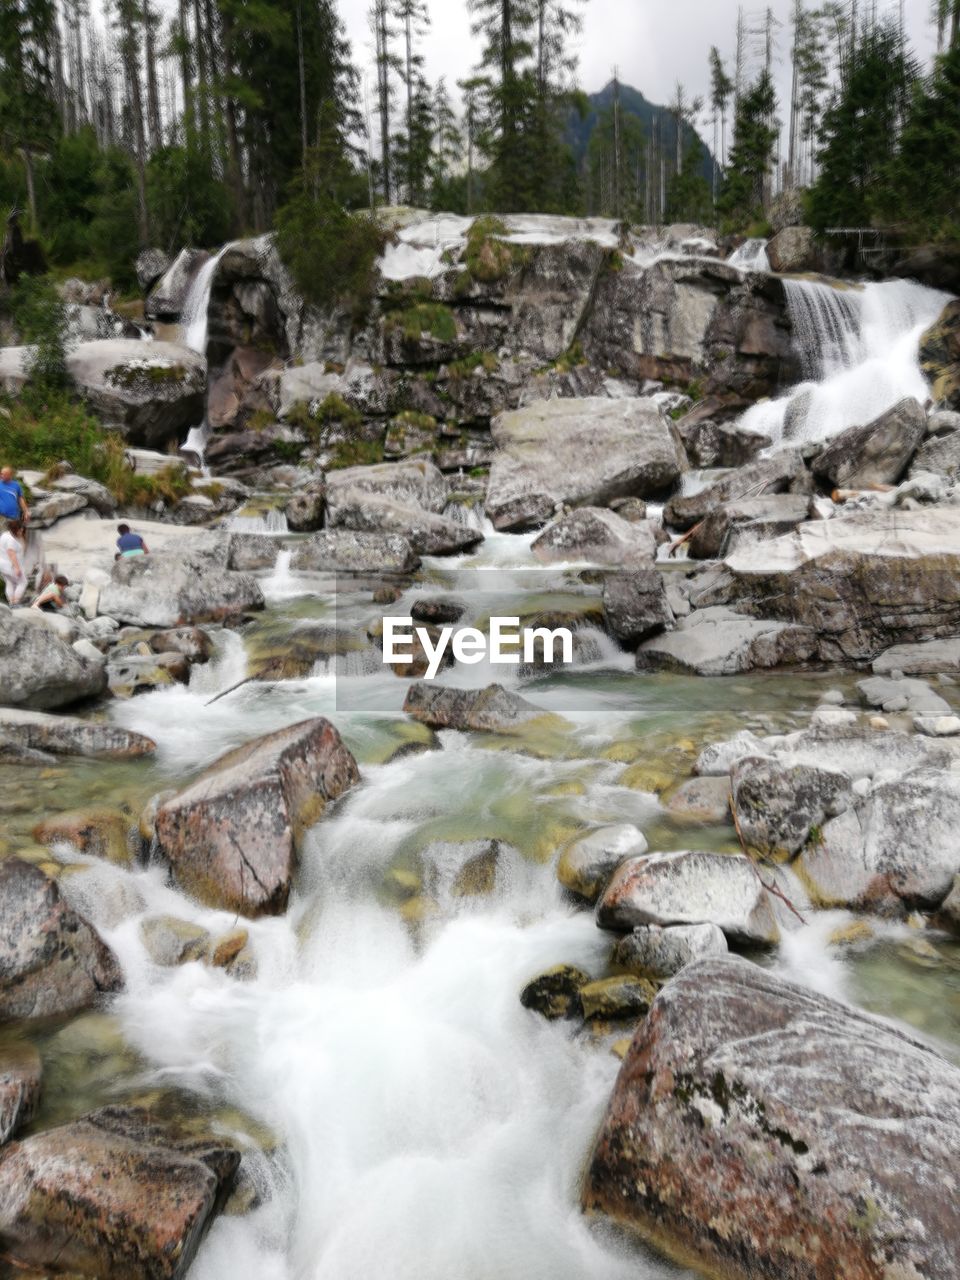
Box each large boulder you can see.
[291,530,420,574]
[811,397,926,489]
[98,552,263,628]
[66,339,206,448]
[403,682,564,736]
[154,718,360,916]
[145,247,209,319]
[0,1104,240,1280]
[135,247,172,293]
[556,824,648,902]
[325,457,449,515]
[731,756,852,859]
[596,850,780,945]
[636,606,817,676]
[326,489,482,555]
[583,956,960,1280]
[686,493,811,559]
[613,921,728,979]
[531,508,659,567]
[0,606,106,711]
[0,860,122,1021]
[676,416,771,468]
[919,298,960,410]
[602,571,673,646]
[663,448,808,530]
[797,767,960,913]
[486,397,684,531]
[766,225,816,273]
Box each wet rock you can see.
[32,808,140,866]
[0,1103,240,1280]
[857,673,951,717]
[0,606,107,711]
[135,247,171,293]
[579,974,657,1021]
[0,1043,42,1145]
[687,493,811,559]
[676,418,771,468]
[663,776,731,824]
[154,717,360,916]
[731,757,852,860]
[146,246,209,318]
[285,488,326,532]
[531,508,659,567]
[596,851,780,946]
[812,396,926,489]
[941,876,960,929]
[0,860,122,1021]
[601,571,672,647]
[486,397,684,531]
[326,489,483,555]
[66,339,206,448]
[226,533,280,572]
[0,709,155,758]
[663,448,807,531]
[583,956,960,1280]
[697,722,950,781]
[291,530,420,574]
[410,597,465,625]
[797,767,960,912]
[403,682,563,736]
[920,297,960,409]
[914,714,960,736]
[520,964,590,1019]
[107,651,192,698]
[149,627,212,663]
[556,825,648,902]
[210,928,248,968]
[613,921,728,979]
[98,553,264,628]
[140,915,211,966]
[636,606,816,676]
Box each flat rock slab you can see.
[325,457,449,513]
[403,682,565,736]
[154,717,360,916]
[486,397,684,531]
[636,606,816,676]
[856,674,951,717]
[596,850,780,945]
[292,530,421,574]
[873,637,960,675]
[0,709,155,758]
[0,1104,240,1280]
[0,860,122,1021]
[584,956,960,1280]
[98,553,264,629]
[687,493,811,560]
[696,723,952,781]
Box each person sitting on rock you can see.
[31,574,69,612]
[0,520,27,605]
[116,523,149,559]
[0,467,29,524]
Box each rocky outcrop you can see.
[285,488,326,532]
[0,860,122,1020]
[531,508,660,566]
[291,530,421,574]
[583,956,960,1280]
[486,397,684,531]
[0,1104,240,1279]
[636,606,817,676]
[811,397,926,488]
[596,850,780,945]
[98,552,263,628]
[154,718,360,916]
[602,571,672,646]
[0,708,155,758]
[66,340,206,448]
[403,682,564,735]
[0,606,106,711]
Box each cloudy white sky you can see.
[338,0,938,136]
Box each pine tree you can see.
[709,46,733,184]
[717,69,778,228]
[393,0,429,203]
[0,0,59,229]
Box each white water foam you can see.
[727,238,770,273]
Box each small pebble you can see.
[819,689,845,706]
[869,715,889,730]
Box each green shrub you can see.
[9,276,68,390]
[385,302,457,343]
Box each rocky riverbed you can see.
[0,213,959,1279]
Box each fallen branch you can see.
[730,794,807,925]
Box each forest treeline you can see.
[0,0,958,297]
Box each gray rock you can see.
[583,956,960,1280]
[613,921,728,978]
[676,418,772,468]
[145,246,209,318]
[48,473,118,516]
[926,408,960,436]
[731,756,852,859]
[812,397,926,489]
[403,682,563,735]
[636,606,817,676]
[326,489,482,555]
[602,571,673,647]
[663,449,807,531]
[664,775,732,823]
[0,606,106,711]
[766,224,816,272]
[531,508,659,567]
[486,397,684,531]
[140,915,211,966]
[106,651,191,698]
[226,533,280,571]
[66,339,206,448]
[941,875,960,928]
[697,723,950,782]
[0,860,122,1021]
[0,1044,42,1146]
[914,714,960,736]
[556,824,648,902]
[135,247,171,293]
[874,638,960,676]
[579,974,657,1021]
[687,493,811,559]
[857,673,951,717]
[911,427,960,479]
[325,457,449,515]
[98,553,264,628]
[596,850,780,945]
[285,488,326,532]
[27,490,88,526]
[798,767,960,912]
[0,708,155,758]
[155,717,360,916]
[291,530,420,574]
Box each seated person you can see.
[116,523,149,558]
[32,574,69,612]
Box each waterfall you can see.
[727,238,770,273]
[740,276,952,447]
[181,422,211,475]
[227,508,290,534]
[180,244,232,355]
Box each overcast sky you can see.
[338,0,938,138]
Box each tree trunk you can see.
[296,0,308,171]
[120,6,150,244]
[220,8,247,231]
[192,0,210,150]
[143,0,163,150]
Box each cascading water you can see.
[740,275,953,446]
[181,245,232,355]
[727,237,770,273]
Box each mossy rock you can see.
[520,964,590,1020]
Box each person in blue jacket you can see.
[115,523,150,558]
